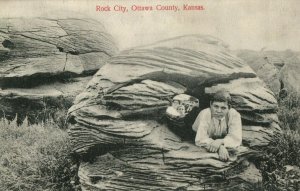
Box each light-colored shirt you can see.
[193,108,242,148]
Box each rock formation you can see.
[235,49,300,96]
[279,55,300,95]
[0,17,118,121]
[68,35,280,190]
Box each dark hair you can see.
[210,90,231,106]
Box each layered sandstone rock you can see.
[0,17,118,121]
[280,55,300,95]
[68,35,280,190]
[235,49,300,96]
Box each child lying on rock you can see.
[193,90,242,162]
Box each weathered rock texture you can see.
[0,17,118,121]
[235,50,300,96]
[68,35,280,190]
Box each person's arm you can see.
[222,110,242,148]
[194,109,214,146]
[192,111,201,132]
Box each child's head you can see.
[210,90,231,119]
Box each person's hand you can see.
[218,145,229,161]
[207,139,223,152]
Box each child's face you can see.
[210,101,229,119]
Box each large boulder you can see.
[280,55,300,95]
[68,35,280,190]
[235,49,300,96]
[0,17,118,121]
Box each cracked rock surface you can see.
[68,35,280,190]
[0,17,118,121]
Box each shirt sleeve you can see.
[192,110,201,132]
[223,109,242,148]
[194,109,214,146]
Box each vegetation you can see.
[278,92,300,133]
[0,92,299,190]
[258,92,300,191]
[0,117,79,191]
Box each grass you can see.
[0,92,299,190]
[257,92,300,191]
[0,117,78,191]
[277,92,300,132]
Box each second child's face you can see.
[210,101,229,119]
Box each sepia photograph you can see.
[0,0,299,190]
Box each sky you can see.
[1,0,300,51]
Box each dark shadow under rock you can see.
[0,17,118,122]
